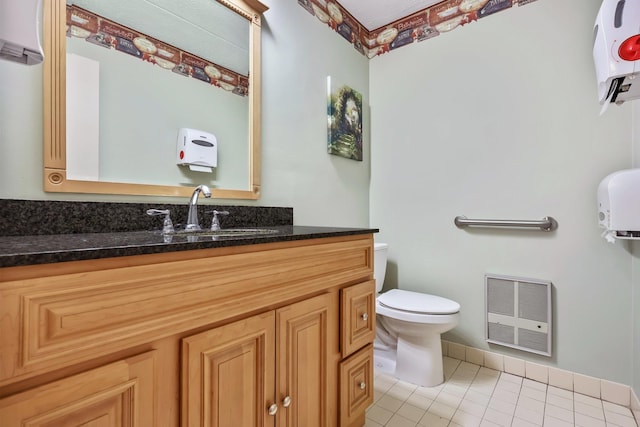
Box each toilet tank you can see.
[374,243,388,293]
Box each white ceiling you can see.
[337,0,443,30]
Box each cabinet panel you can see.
[0,351,156,426]
[181,311,276,427]
[341,281,376,357]
[339,344,373,427]
[276,293,337,427]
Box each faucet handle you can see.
[208,210,229,231]
[146,209,175,233]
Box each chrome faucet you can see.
[185,184,212,231]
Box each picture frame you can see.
[327,76,363,161]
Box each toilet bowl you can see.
[373,243,460,387]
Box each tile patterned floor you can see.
[366,357,638,427]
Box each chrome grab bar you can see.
[454,216,557,231]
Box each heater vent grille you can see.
[485,274,552,356]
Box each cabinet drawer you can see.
[0,351,156,426]
[339,344,373,427]
[341,280,375,357]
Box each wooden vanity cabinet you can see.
[0,234,375,427]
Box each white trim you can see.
[442,339,637,414]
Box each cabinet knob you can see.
[361,312,369,321]
[282,396,292,408]
[268,403,278,416]
[359,382,366,390]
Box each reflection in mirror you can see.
[65,2,249,189]
[68,0,251,76]
[43,0,267,199]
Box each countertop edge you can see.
[0,226,379,268]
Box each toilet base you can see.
[373,348,396,376]
[395,333,444,387]
[373,334,445,387]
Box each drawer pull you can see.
[361,313,369,321]
[283,396,292,408]
[359,382,366,390]
[268,404,278,416]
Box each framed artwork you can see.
[327,76,363,161]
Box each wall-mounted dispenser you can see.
[598,169,640,242]
[176,128,217,173]
[0,0,44,65]
[593,0,640,112]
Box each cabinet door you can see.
[276,293,337,427]
[340,344,374,427]
[182,311,276,427]
[341,280,376,357]
[0,351,156,426]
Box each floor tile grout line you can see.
[454,366,493,426]
[369,358,639,427]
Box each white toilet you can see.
[373,242,460,387]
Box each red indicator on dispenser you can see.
[179,151,184,160]
[619,35,640,61]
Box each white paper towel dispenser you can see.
[0,0,44,65]
[593,0,640,110]
[598,169,640,241]
[177,128,218,173]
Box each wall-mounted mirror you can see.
[43,0,267,199]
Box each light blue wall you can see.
[0,61,43,197]
[0,0,371,228]
[369,0,636,388]
[260,0,370,226]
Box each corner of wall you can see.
[634,100,640,405]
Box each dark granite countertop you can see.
[0,225,378,268]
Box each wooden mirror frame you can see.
[43,0,267,199]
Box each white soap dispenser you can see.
[176,128,218,173]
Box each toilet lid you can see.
[378,289,460,315]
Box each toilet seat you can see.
[378,289,460,314]
[376,289,460,324]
